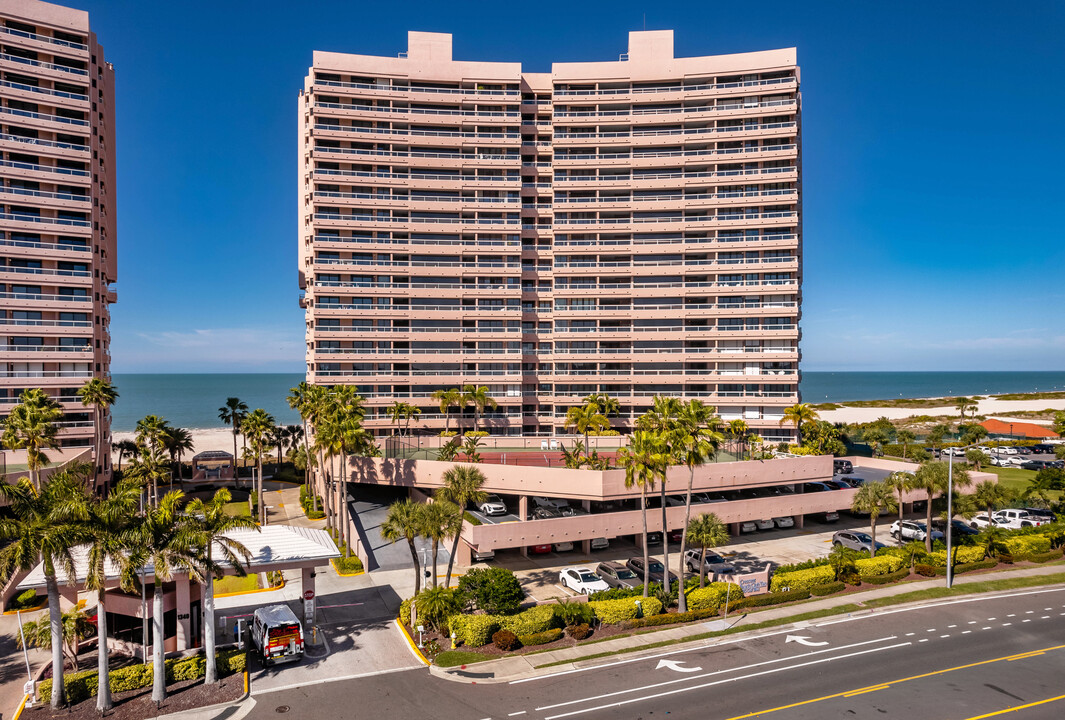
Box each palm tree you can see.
[884,470,913,529]
[241,409,275,525]
[617,430,667,596]
[127,443,170,508]
[17,605,95,673]
[387,401,412,437]
[381,499,426,596]
[686,513,730,588]
[780,403,819,445]
[84,476,142,711]
[727,419,749,459]
[288,382,319,514]
[1,388,63,490]
[186,488,257,685]
[0,467,91,709]
[584,392,621,418]
[218,397,248,479]
[565,403,609,457]
[331,386,370,555]
[851,481,897,557]
[560,440,587,469]
[926,424,952,456]
[895,428,916,459]
[418,500,462,588]
[432,388,462,436]
[461,434,483,463]
[135,414,169,452]
[863,426,891,458]
[162,426,194,487]
[268,425,286,467]
[636,396,681,596]
[437,465,487,587]
[437,438,461,462]
[76,377,119,473]
[139,490,201,704]
[954,397,977,420]
[114,439,139,473]
[461,385,498,433]
[911,461,971,552]
[970,480,1013,531]
[672,399,723,611]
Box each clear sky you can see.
[81,0,1064,373]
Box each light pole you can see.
[946,439,984,589]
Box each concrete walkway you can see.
[432,563,1065,683]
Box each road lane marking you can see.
[961,693,1065,719]
[948,624,957,628]
[906,632,915,636]
[785,635,829,647]
[940,635,950,638]
[532,637,901,711]
[1002,623,1012,627]
[251,664,424,696]
[962,631,972,634]
[1006,614,1016,618]
[722,644,1065,720]
[919,639,929,643]
[540,642,912,720]
[969,621,978,624]
[508,712,527,717]
[844,685,888,698]
[1042,616,1050,619]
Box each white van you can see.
[251,605,304,667]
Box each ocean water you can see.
[109,371,1065,432]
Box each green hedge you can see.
[39,649,246,704]
[625,608,721,629]
[730,588,810,609]
[332,555,364,574]
[685,583,744,612]
[810,581,847,596]
[1028,549,1064,563]
[854,556,905,577]
[1004,535,1052,560]
[499,605,559,637]
[927,545,987,567]
[449,604,567,647]
[955,560,998,573]
[588,596,662,624]
[517,628,564,646]
[863,567,911,585]
[770,565,836,592]
[448,614,500,647]
[400,598,412,626]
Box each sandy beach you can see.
[113,427,240,457]
[819,396,1065,425]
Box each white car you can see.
[993,509,1049,528]
[560,567,609,594]
[998,446,1019,455]
[890,520,944,542]
[977,446,992,453]
[969,514,1008,529]
[740,521,758,533]
[942,447,965,456]
[773,516,795,529]
[756,518,775,530]
[478,494,507,516]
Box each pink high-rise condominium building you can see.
[299,31,800,441]
[1,0,117,477]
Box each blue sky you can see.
[83,0,1064,373]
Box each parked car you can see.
[472,547,495,562]
[1030,444,1055,454]
[251,605,304,667]
[942,447,966,456]
[528,543,553,554]
[532,496,569,510]
[993,509,1050,528]
[739,521,759,533]
[809,510,839,523]
[931,518,981,540]
[833,459,854,475]
[554,541,575,552]
[596,561,641,588]
[890,520,943,542]
[756,518,775,530]
[1021,460,1055,471]
[773,516,795,529]
[478,494,507,516]
[1022,507,1057,522]
[683,549,735,575]
[969,514,1008,530]
[532,506,562,520]
[824,479,852,490]
[997,446,1020,455]
[840,476,867,488]
[803,482,831,493]
[591,537,610,550]
[646,531,663,545]
[560,567,609,594]
[668,528,684,543]
[832,530,886,554]
[626,556,678,585]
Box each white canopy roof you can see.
[16,525,340,591]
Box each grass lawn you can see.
[435,650,487,668]
[222,501,252,517]
[980,466,1062,501]
[213,574,261,595]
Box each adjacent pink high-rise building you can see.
[299,31,800,441]
[1,0,117,470]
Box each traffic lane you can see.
[502,587,1065,719]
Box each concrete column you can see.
[519,495,528,522]
[456,540,472,568]
[581,539,591,554]
[795,514,805,529]
[730,522,742,537]
[175,573,191,651]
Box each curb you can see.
[156,670,251,719]
[3,601,47,615]
[330,560,365,577]
[394,618,430,666]
[12,693,28,720]
[214,579,286,599]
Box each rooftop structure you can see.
[980,419,1059,440]
[0,0,118,484]
[299,31,801,442]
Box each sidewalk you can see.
[431,563,1065,683]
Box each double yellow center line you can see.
[726,644,1065,719]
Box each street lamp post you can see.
[946,439,984,589]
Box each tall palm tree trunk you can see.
[640,490,650,597]
[699,546,708,588]
[96,589,112,710]
[340,455,350,557]
[151,580,166,703]
[302,420,316,513]
[431,538,439,588]
[660,483,670,596]
[677,467,695,612]
[925,490,935,553]
[258,457,266,526]
[870,514,879,557]
[231,424,238,487]
[408,537,422,596]
[203,552,219,684]
[445,519,464,588]
[45,573,65,709]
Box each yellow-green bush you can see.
[499,605,559,636]
[400,597,412,626]
[1005,535,1052,559]
[448,613,501,647]
[854,555,905,577]
[518,627,564,646]
[640,596,664,617]
[770,565,836,592]
[685,582,744,612]
[927,545,987,567]
[589,596,659,624]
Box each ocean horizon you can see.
[107,371,1065,432]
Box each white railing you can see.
[553,76,795,97]
[0,25,88,50]
[0,212,90,227]
[0,52,88,75]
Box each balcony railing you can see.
[552,76,795,97]
[0,186,90,203]
[315,102,520,119]
[0,344,92,353]
[0,212,91,227]
[0,159,89,177]
[552,98,795,118]
[0,52,88,76]
[0,266,92,278]
[0,370,92,378]
[0,318,92,328]
[0,105,89,127]
[313,123,521,140]
[312,79,520,98]
[0,132,88,152]
[311,235,519,248]
[555,121,796,140]
[0,238,90,252]
[0,291,91,302]
[312,213,519,226]
[555,144,795,163]
[0,79,88,101]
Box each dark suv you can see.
[833,459,854,475]
[595,561,641,589]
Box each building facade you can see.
[0,0,117,473]
[299,31,800,442]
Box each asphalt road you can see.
[248,586,1065,720]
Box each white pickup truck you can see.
[992,509,1050,529]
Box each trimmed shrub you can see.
[400,597,412,626]
[640,596,664,617]
[955,560,998,573]
[854,555,905,577]
[566,623,592,640]
[863,567,911,585]
[1028,549,1064,563]
[217,648,247,674]
[552,600,595,628]
[332,555,364,574]
[1004,535,1052,560]
[492,629,521,651]
[810,581,846,596]
[686,582,744,612]
[500,605,560,636]
[7,589,42,611]
[997,553,1015,565]
[448,614,501,647]
[927,545,988,567]
[914,564,937,577]
[839,572,862,586]
[770,565,836,592]
[773,557,832,575]
[627,608,720,628]
[730,588,810,610]
[518,628,564,646]
[588,597,648,624]
[458,568,525,615]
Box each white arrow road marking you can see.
[785,635,829,647]
[656,659,702,673]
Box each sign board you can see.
[304,594,315,626]
[723,564,771,596]
[303,590,315,601]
